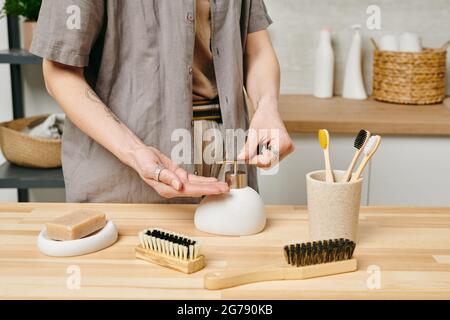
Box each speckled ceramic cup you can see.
[306,170,363,241]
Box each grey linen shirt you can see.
[31,0,272,203]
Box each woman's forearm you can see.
[244,30,281,112]
[43,59,144,169]
[240,30,294,166]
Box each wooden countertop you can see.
[1,203,449,300]
[279,95,450,136]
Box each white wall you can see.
[266,0,450,95]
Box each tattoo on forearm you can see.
[85,88,103,104]
[85,88,122,124]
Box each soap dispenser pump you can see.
[194,161,266,236]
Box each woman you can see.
[31,0,294,203]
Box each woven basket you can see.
[0,115,62,168]
[372,39,450,105]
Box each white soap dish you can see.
[37,220,118,257]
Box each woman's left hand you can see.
[238,104,294,168]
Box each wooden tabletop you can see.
[279,95,450,136]
[0,203,449,300]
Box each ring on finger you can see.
[267,146,280,159]
[153,164,166,182]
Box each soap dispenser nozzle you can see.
[224,160,248,189]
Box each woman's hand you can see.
[238,103,294,168]
[241,30,293,169]
[131,146,229,198]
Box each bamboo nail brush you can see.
[136,228,205,274]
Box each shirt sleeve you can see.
[247,0,273,33]
[30,0,104,67]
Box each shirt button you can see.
[187,12,194,22]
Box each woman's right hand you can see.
[130,146,229,199]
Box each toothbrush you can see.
[351,135,381,182]
[318,129,334,183]
[342,130,371,182]
[205,238,357,290]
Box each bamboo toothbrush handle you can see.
[351,135,381,182]
[205,267,284,290]
[204,259,358,290]
[351,156,369,182]
[343,151,360,182]
[324,149,334,183]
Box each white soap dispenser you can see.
[342,25,368,100]
[313,27,335,99]
[194,162,266,236]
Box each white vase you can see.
[342,25,368,100]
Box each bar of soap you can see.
[46,210,107,241]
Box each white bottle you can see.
[194,167,266,236]
[313,28,334,99]
[343,25,368,100]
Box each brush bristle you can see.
[354,130,368,149]
[139,228,200,261]
[363,135,380,156]
[283,239,356,267]
[318,129,329,149]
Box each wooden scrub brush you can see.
[136,228,205,274]
[204,238,357,290]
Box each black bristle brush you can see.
[283,238,356,266]
[204,239,357,290]
[342,130,371,182]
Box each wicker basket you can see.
[0,115,62,168]
[372,39,450,105]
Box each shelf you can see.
[0,162,64,189]
[279,95,450,136]
[0,49,42,65]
